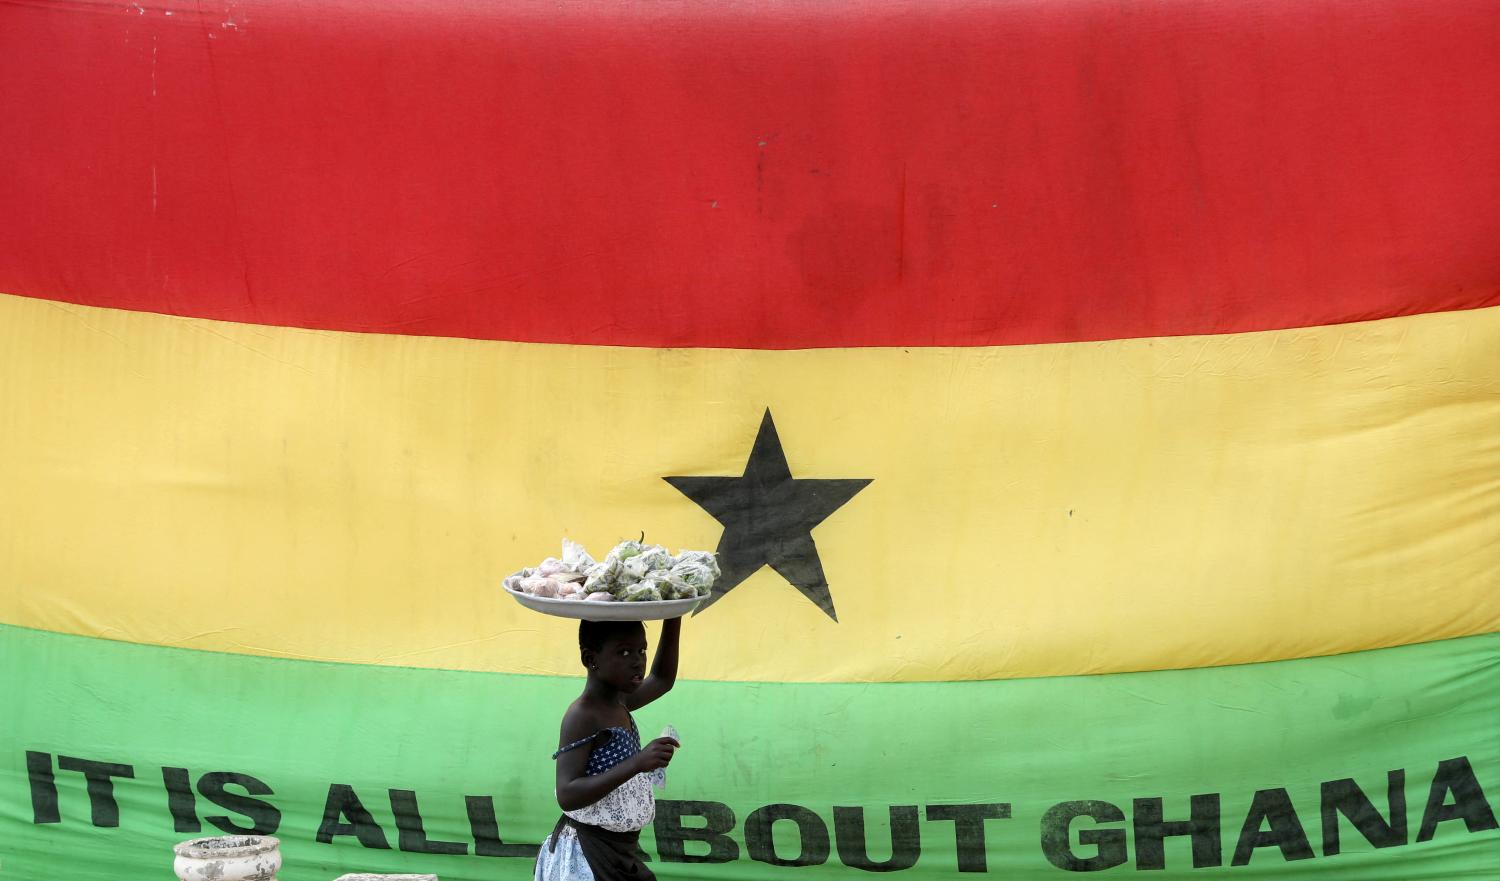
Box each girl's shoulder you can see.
[559,698,631,742]
[554,700,635,760]
[560,700,603,739]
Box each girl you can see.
[534,617,683,881]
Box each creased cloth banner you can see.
[2,0,1499,878]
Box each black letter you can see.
[927,803,1011,873]
[1418,756,1499,842]
[1134,794,1221,869]
[57,755,134,828]
[1232,788,1315,866]
[1040,801,1127,872]
[162,767,200,833]
[198,771,280,836]
[467,795,540,857]
[317,784,391,849]
[745,803,831,867]
[27,752,59,825]
[1321,770,1406,855]
[388,789,466,855]
[834,805,920,872]
[654,799,740,863]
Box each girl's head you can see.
[579,619,648,693]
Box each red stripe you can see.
[2,0,1498,348]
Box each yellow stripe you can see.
[1,292,1497,682]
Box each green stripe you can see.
[3,624,1498,879]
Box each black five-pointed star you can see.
[664,409,871,621]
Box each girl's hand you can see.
[631,737,679,772]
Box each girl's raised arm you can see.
[626,617,681,710]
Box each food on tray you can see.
[507,539,719,603]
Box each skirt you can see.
[534,815,654,881]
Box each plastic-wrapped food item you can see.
[658,575,697,600]
[583,556,621,594]
[621,545,672,580]
[673,550,721,580]
[668,561,716,595]
[640,546,674,571]
[621,583,664,602]
[620,557,647,581]
[536,557,566,577]
[610,540,649,561]
[562,538,596,570]
[584,591,614,602]
[614,564,644,588]
[520,576,559,598]
[616,566,665,599]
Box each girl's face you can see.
[590,626,648,693]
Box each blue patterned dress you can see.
[534,719,657,881]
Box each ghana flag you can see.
[3,0,1500,878]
